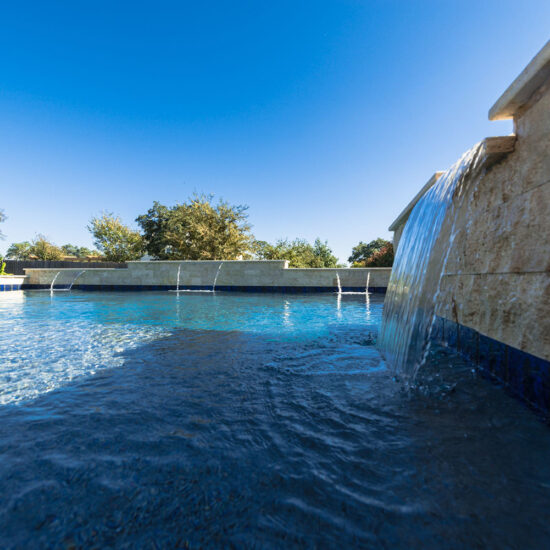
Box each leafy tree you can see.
[61,244,97,258]
[349,238,392,266]
[6,237,70,261]
[363,242,394,267]
[254,238,339,268]
[88,213,144,262]
[5,241,32,260]
[136,195,253,260]
[135,202,172,259]
[312,238,339,268]
[29,235,64,260]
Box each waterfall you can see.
[379,142,484,382]
[335,273,342,294]
[365,272,370,295]
[212,262,223,292]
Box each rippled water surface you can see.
[0,290,549,549]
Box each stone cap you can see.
[388,172,444,231]
[489,40,550,120]
[388,136,516,233]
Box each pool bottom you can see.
[0,291,549,548]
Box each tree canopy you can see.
[349,238,393,266]
[5,241,32,260]
[88,213,144,262]
[136,195,253,260]
[362,242,394,267]
[349,238,394,267]
[254,238,339,268]
[6,236,64,260]
[61,244,97,258]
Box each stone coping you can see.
[489,40,550,120]
[388,136,516,233]
[388,172,444,232]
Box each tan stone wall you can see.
[23,261,391,290]
[434,85,550,361]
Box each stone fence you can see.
[22,260,391,293]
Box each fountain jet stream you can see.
[67,270,86,291]
[49,272,61,293]
[170,261,224,293]
[176,264,182,292]
[212,262,223,292]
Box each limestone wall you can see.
[434,82,550,363]
[23,261,391,292]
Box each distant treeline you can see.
[0,196,393,268]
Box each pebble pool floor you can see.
[0,290,549,548]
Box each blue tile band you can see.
[21,284,387,294]
[0,284,22,291]
[431,315,550,418]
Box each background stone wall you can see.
[23,261,391,292]
[434,84,550,362]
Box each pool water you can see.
[0,291,549,548]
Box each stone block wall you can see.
[23,261,391,293]
[385,43,550,416]
[435,83,550,365]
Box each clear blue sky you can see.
[1,1,549,263]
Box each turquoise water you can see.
[0,291,549,548]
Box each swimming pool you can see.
[1,291,549,548]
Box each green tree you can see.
[29,235,64,260]
[5,241,32,260]
[254,238,339,268]
[135,202,172,259]
[61,244,97,258]
[136,195,253,260]
[363,242,394,267]
[88,213,144,262]
[349,238,391,266]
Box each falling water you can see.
[170,262,224,293]
[67,270,86,291]
[212,262,223,292]
[365,272,370,295]
[335,273,342,294]
[176,264,182,292]
[49,272,61,292]
[379,143,484,382]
